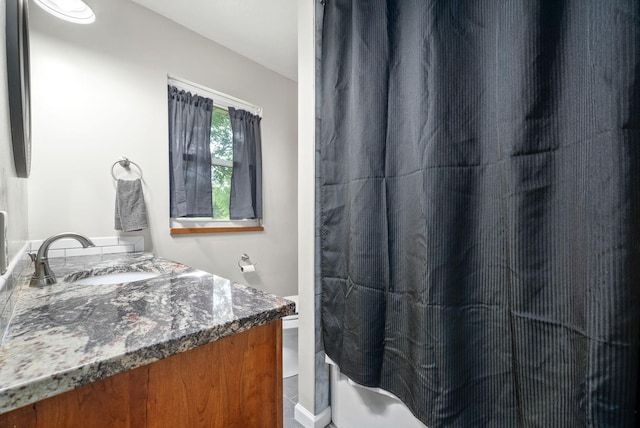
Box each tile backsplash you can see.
[28,236,145,258]
[0,246,30,343]
[1,236,145,343]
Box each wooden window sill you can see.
[170,226,264,235]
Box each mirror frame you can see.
[5,0,31,178]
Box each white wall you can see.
[297,0,317,418]
[0,3,29,260]
[27,0,298,298]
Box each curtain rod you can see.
[167,74,263,117]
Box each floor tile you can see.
[283,375,298,401]
[283,396,305,428]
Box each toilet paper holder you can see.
[238,253,256,272]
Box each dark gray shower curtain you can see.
[168,85,214,218]
[229,108,263,220]
[319,1,640,427]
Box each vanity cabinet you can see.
[0,320,283,428]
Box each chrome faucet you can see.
[29,232,95,287]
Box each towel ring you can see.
[111,157,143,180]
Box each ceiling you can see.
[130,0,298,82]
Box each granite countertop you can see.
[0,252,295,414]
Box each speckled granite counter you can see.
[0,252,294,414]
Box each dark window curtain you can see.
[320,1,640,427]
[228,107,263,219]
[168,85,213,218]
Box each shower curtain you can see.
[319,1,640,427]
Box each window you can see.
[210,107,233,220]
[168,76,263,234]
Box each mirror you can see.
[5,0,31,178]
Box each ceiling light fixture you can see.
[32,0,95,24]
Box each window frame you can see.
[168,76,264,235]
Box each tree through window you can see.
[210,106,233,220]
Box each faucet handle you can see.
[28,252,36,263]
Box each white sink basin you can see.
[72,272,160,285]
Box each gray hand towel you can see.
[115,179,148,232]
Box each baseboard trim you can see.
[294,403,332,428]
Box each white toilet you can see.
[282,295,299,378]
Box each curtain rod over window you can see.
[167,75,263,117]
